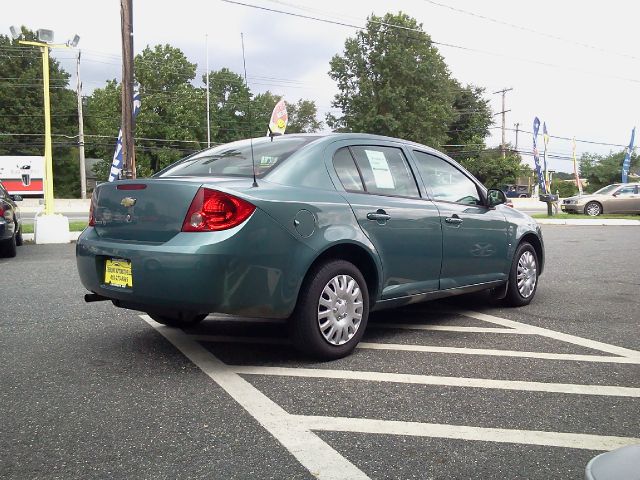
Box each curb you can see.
[535,219,640,226]
[23,231,82,243]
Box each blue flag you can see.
[621,127,635,183]
[109,93,142,182]
[532,117,547,194]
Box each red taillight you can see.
[88,193,96,226]
[182,188,255,232]
[0,205,4,216]
[117,184,147,190]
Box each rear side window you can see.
[333,147,364,192]
[350,146,420,198]
[159,136,317,178]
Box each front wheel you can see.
[585,201,602,216]
[147,312,207,328]
[290,260,369,360]
[503,242,538,307]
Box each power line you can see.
[221,0,640,85]
[421,0,640,62]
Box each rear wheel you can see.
[15,224,23,246]
[585,201,602,216]
[147,312,207,327]
[290,260,369,360]
[503,242,538,307]
[0,232,17,258]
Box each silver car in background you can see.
[561,183,640,216]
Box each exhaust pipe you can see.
[84,293,109,303]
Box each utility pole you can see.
[493,88,513,158]
[514,122,520,152]
[120,0,136,179]
[76,50,87,199]
[205,34,211,148]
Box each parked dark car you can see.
[0,181,23,258]
[502,184,531,198]
[76,133,544,359]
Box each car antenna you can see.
[241,33,258,188]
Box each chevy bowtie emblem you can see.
[120,197,137,208]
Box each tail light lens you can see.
[182,188,255,232]
[88,192,96,226]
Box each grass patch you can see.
[531,213,640,220]
[21,221,88,234]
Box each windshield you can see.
[593,184,619,195]
[158,136,318,178]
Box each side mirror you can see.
[487,189,507,208]
[10,194,23,202]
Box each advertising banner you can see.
[532,118,547,194]
[109,93,142,182]
[621,127,635,183]
[0,156,45,195]
[267,98,288,136]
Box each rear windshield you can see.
[158,136,318,178]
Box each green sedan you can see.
[76,133,544,359]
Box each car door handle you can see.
[367,210,391,222]
[445,215,463,225]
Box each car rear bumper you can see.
[76,209,315,318]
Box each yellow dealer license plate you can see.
[104,259,133,288]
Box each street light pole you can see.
[19,40,57,214]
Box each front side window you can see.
[616,185,636,196]
[350,146,420,198]
[413,151,482,205]
[159,136,318,178]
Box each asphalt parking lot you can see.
[1,226,639,479]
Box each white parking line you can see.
[369,324,533,334]
[187,334,640,364]
[232,366,640,397]
[359,342,640,363]
[297,416,640,451]
[142,315,370,480]
[460,310,640,360]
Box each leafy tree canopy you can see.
[457,146,530,189]
[328,12,488,150]
[579,150,639,192]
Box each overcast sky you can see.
[5,0,640,172]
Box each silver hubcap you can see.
[318,274,363,346]
[586,203,600,216]
[517,251,537,298]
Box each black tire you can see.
[503,242,538,307]
[290,259,369,360]
[15,224,23,247]
[0,232,17,258]
[147,312,207,327]
[585,201,602,216]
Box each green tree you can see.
[457,146,529,188]
[86,45,206,178]
[444,84,493,159]
[327,12,457,147]
[550,179,578,198]
[286,99,322,133]
[579,151,639,192]
[0,28,80,197]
